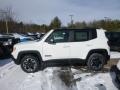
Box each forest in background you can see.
[0,8,120,33]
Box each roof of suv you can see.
[55,28,97,31]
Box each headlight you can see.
[3,42,9,45]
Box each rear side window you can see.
[73,29,97,42]
[74,31,88,41]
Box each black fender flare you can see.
[86,49,110,63]
[17,50,42,64]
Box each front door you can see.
[42,30,70,61]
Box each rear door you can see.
[69,30,90,59]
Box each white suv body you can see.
[12,28,110,73]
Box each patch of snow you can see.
[12,33,28,39]
[0,62,28,90]
[110,52,120,59]
[117,60,120,70]
[72,68,118,90]
[0,59,17,79]
[0,59,12,67]
[19,68,71,90]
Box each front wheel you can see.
[87,53,105,71]
[21,55,41,73]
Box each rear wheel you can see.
[87,53,105,71]
[21,55,41,73]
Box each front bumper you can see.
[11,55,20,65]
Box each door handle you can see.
[86,44,92,46]
[63,46,70,48]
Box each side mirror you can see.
[48,39,56,44]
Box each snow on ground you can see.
[110,51,120,59]
[19,68,74,90]
[0,59,28,90]
[0,59,12,67]
[117,60,120,70]
[0,52,119,90]
[72,68,118,90]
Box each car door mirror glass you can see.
[48,38,56,44]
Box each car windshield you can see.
[37,30,52,41]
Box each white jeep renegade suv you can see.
[12,28,110,73]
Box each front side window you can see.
[46,30,69,43]
[74,31,88,41]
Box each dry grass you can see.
[105,59,119,68]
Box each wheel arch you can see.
[17,50,42,64]
[86,49,110,64]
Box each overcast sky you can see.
[0,0,120,25]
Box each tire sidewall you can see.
[21,55,40,73]
[87,53,105,71]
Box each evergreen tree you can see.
[49,16,61,29]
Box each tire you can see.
[21,55,41,73]
[87,53,105,71]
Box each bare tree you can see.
[0,7,15,21]
[0,7,15,33]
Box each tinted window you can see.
[90,29,97,39]
[105,32,111,39]
[113,33,120,38]
[74,31,88,41]
[46,30,69,43]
